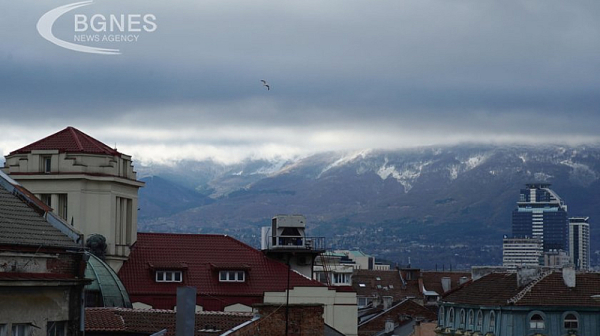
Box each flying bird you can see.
[260,79,270,90]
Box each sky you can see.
[1,0,599,164]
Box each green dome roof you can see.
[85,252,132,308]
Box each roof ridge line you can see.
[68,126,85,151]
[507,270,553,305]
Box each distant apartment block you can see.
[569,216,591,270]
[543,249,570,268]
[502,238,543,269]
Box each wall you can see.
[4,151,143,272]
[227,304,324,336]
[264,286,357,336]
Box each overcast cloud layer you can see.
[1,0,599,164]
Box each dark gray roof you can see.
[0,182,80,248]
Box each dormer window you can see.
[219,270,245,282]
[156,270,182,282]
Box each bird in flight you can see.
[260,79,270,90]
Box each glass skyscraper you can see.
[512,183,568,252]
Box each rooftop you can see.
[443,270,600,307]
[0,171,80,248]
[119,232,324,298]
[9,126,121,157]
[85,307,253,336]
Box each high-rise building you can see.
[502,237,543,269]
[512,183,568,252]
[569,217,590,270]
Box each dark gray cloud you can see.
[1,0,599,162]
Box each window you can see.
[47,321,66,336]
[564,313,578,330]
[489,311,496,332]
[58,194,68,221]
[459,309,466,328]
[439,306,445,326]
[0,324,7,336]
[42,156,51,173]
[447,308,454,327]
[333,273,350,284]
[530,314,545,329]
[358,297,372,308]
[468,310,474,329]
[12,324,32,336]
[476,311,483,331]
[156,270,182,282]
[41,194,52,207]
[219,270,245,282]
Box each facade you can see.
[502,237,543,269]
[512,183,569,252]
[2,127,144,271]
[118,232,358,336]
[569,217,590,270]
[0,171,88,336]
[314,251,356,286]
[543,249,570,268]
[437,267,600,336]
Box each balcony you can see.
[265,235,326,252]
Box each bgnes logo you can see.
[37,1,157,55]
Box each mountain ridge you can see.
[136,144,600,269]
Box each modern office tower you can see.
[512,183,569,252]
[569,217,590,270]
[502,237,543,269]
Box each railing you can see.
[265,235,326,251]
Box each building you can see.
[313,251,356,286]
[2,127,144,271]
[118,232,358,336]
[437,266,600,336]
[512,183,569,252]
[357,298,437,336]
[569,216,591,270]
[351,268,470,309]
[543,249,570,268]
[502,237,543,269]
[260,214,326,278]
[0,170,88,336]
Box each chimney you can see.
[562,266,576,288]
[516,266,541,287]
[385,319,395,333]
[176,287,197,336]
[383,296,393,310]
[441,277,451,293]
[459,276,468,285]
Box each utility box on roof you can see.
[272,214,306,228]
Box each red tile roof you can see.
[10,126,121,156]
[352,269,421,301]
[442,271,600,307]
[85,307,253,336]
[118,233,324,307]
[421,271,471,294]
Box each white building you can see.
[2,127,144,271]
[569,217,590,270]
[502,237,543,269]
